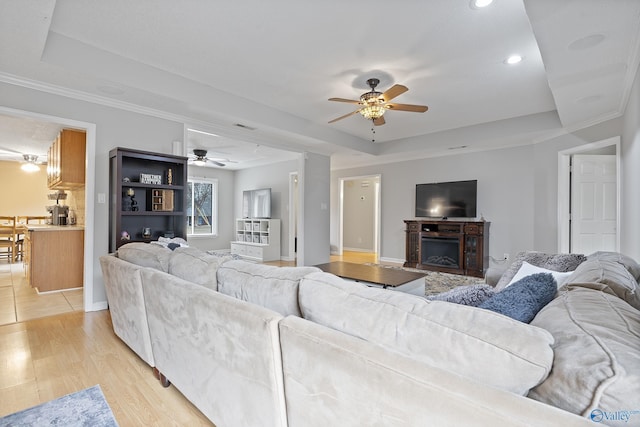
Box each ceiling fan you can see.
[328,78,428,126]
[0,147,47,171]
[189,149,234,167]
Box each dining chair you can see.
[0,216,18,263]
[15,216,49,261]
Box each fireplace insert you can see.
[421,236,461,269]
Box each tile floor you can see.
[0,261,83,326]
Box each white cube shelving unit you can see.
[231,219,280,262]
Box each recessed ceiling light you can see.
[470,0,493,9]
[504,55,523,65]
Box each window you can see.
[186,178,218,236]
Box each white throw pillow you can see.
[505,261,573,290]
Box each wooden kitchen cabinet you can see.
[25,228,84,292]
[47,129,86,189]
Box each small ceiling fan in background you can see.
[189,149,236,167]
[0,146,47,172]
[328,78,428,126]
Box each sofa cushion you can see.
[587,251,640,281]
[479,273,557,323]
[426,283,495,306]
[117,242,171,272]
[504,261,574,290]
[564,258,640,310]
[298,272,555,395]
[529,287,640,419]
[495,252,586,291]
[168,246,229,291]
[217,260,320,317]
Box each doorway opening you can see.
[338,175,381,263]
[557,136,620,253]
[0,106,97,315]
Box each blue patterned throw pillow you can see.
[478,273,557,323]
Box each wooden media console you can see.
[404,219,490,278]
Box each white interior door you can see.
[570,155,617,254]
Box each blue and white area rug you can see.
[0,385,118,427]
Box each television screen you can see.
[243,188,272,218]
[415,180,477,218]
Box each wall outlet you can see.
[504,253,510,261]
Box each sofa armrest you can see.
[485,266,507,287]
[140,269,287,427]
[99,254,155,367]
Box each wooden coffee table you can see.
[315,262,427,296]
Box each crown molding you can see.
[0,72,243,136]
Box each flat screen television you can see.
[242,188,272,219]
[415,180,477,219]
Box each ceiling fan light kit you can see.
[21,154,41,172]
[328,77,428,130]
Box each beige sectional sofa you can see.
[99,244,640,427]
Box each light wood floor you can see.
[265,250,379,267]
[0,310,213,425]
[0,250,380,425]
[0,261,83,326]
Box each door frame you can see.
[338,174,381,261]
[287,171,298,262]
[557,136,620,253]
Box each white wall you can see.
[332,145,536,264]
[299,152,330,266]
[331,117,626,265]
[343,177,376,252]
[621,62,640,260]
[234,159,299,258]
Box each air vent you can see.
[234,123,256,131]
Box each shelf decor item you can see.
[150,190,174,212]
[140,173,163,185]
[127,188,138,211]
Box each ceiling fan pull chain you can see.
[371,123,376,143]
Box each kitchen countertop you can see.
[25,224,85,232]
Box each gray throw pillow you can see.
[426,284,495,307]
[479,273,557,323]
[495,252,587,291]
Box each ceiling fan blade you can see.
[328,109,361,124]
[385,103,429,113]
[328,97,361,104]
[209,160,226,167]
[0,146,23,155]
[373,116,386,126]
[381,84,408,102]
